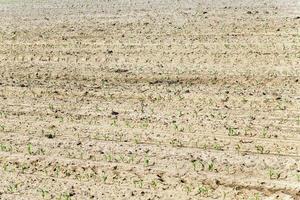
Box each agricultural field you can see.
[0,0,299,199]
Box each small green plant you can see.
[7,182,19,193]
[213,143,222,150]
[49,104,55,112]
[185,185,192,194]
[111,119,117,126]
[150,180,157,189]
[222,192,227,200]
[295,173,300,182]
[249,193,261,200]
[268,168,280,179]
[261,128,268,138]
[3,162,9,171]
[235,144,241,153]
[208,162,214,171]
[21,164,29,173]
[27,143,33,155]
[36,148,46,155]
[101,174,108,183]
[59,117,64,123]
[105,154,113,162]
[197,185,209,195]
[37,188,49,199]
[144,157,150,167]
[0,124,5,131]
[54,166,60,177]
[228,127,239,136]
[0,143,12,152]
[133,179,143,188]
[170,138,183,147]
[58,192,71,200]
[255,145,264,154]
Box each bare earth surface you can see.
[0,0,300,199]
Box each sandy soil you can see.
[0,0,299,199]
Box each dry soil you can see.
[0,0,300,199]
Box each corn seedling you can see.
[144,157,150,167]
[208,162,214,171]
[49,104,55,112]
[3,162,9,172]
[268,168,280,180]
[255,145,264,154]
[101,174,108,183]
[21,164,29,173]
[133,179,143,188]
[58,192,71,200]
[37,188,49,199]
[197,185,209,195]
[111,119,117,126]
[105,154,113,162]
[213,143,222,151]
[295,173,300,182]
[0,143,12,152]
[7,182,19,193]
[150,180,158,189]
[261,128,268,138]
[27,143,33,155]
[228,127,239,136]
[185,185,192,194]
[191,160,205,171]
[54,166,61,177]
